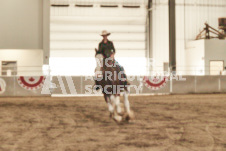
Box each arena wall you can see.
[0,76,49,97]
[1,75,226,97]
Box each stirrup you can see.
[93,85,100,91]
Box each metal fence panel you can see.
[220,76,226,93]
[172,76,196,94]
[0,77,15,97]
[195,76,220,93]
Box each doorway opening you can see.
[210,60,224,75]
[1,61,17,76]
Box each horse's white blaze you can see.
[95,54,104,72]
[123,91,130,113]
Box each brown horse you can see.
[94,49,134,122]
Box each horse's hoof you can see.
[118,112,124,116]
[119,103,125,114]
[113,115,122,123]
[125,111,135,121]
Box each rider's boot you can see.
[122,73,130,86]
[124,80,130,86]
[93,80,100,91]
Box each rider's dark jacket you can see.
[98,40,115,58]
[96,39,128,83]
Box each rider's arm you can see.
[111,42,116,54]
[98,43,101,52]
[98,42,105,55]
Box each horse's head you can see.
[95,49,104,72]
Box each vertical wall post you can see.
[43,0,50,65]
[169,0,176,72]
[146,0,153,75]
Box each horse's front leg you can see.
[123,91,134,121]
[123,91,130,113]
[104,94,114,117]
[109,95,122,122]
[115,95,124,116]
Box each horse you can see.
[94,49,134,123]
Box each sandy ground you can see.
[0,94,226,151]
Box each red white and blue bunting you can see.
[0,78,6,94]
[17,76,45,91]
[143,76,169,90]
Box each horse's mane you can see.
[96,51,102,55]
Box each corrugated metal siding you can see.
[50,0,148,58]
[152,0,169,72]
[49,0,226,75]
[50,0,148,75]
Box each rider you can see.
[94,30,130,90]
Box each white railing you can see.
[0,65,225,76]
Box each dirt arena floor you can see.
[0,94,226,151]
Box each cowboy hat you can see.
[100,30,111,36]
